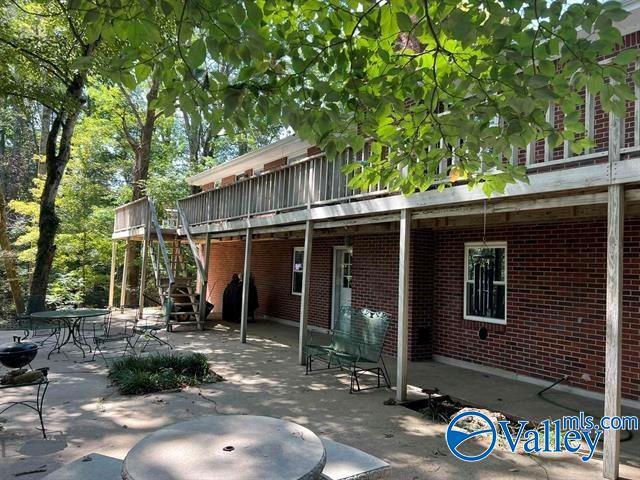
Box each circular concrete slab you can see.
[122,415,326,480]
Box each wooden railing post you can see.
[603,111,623,480]
[108,241,117,308]
[120,240,130,310]
[198,232,211,330]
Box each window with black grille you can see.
[464,243,507,324]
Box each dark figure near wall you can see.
[248,275,259,323]
[222,274,242,322]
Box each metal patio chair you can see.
[131,300,173,353]
[85,310,136,365]
[306,306,391,393]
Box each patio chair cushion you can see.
[320,437,390,480]
[42,453,122,480]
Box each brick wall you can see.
[207,236,346,329]
[517,31,639,168]
[204,218,640,401]
[425,218,640,402]
[206,231,432,358]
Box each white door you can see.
[332,247,353,329]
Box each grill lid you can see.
[0,336,38,355]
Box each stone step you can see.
[320,437,390,480]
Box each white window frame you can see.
[291,247,304,296]
[463,241,507,325]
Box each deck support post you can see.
[198,233,211,330]
[138,213,151,322]
[120,240,131,311]
[240,228,252,343]
[396,209,410,403]
[299,220,314,365]
[604,109,623,480]
[108,241,117,308]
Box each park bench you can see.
[306,306,391,393]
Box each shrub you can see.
[108,352,223,395]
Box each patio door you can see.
[332,247,353,329]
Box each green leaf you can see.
[615,49,638,65]
[224,88,243,116]
[245,1,262,25]
[135,64,152,83]
[187,39,207,68]
[396,12,412,31]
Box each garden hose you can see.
[536,376,632,443]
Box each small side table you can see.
[0,368,50,438]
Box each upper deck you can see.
[171,99,640,237]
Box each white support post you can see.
[585,88,595,154]
[635,60,640,148]
[544,103,555,164]
[138,215,151,322]
[525,141,536,166]
[603,184,624,480]
[240,228,252,343]
[298,220,314,365]
[108,241,117,308]
[198,233,211,330]
[396,209,411,403]
[604,111,624,480]
[120,240,130,310]
[509,146,518,166]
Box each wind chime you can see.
[472,198,495,340]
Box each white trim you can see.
[463,242,507,325]
[291,246,305,296]
[187,135,312,186]
[432,354,640,412]
[331,246,353,330]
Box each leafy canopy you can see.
[62,1,640,195]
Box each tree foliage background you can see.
[0,0,636,319]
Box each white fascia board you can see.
[187,135,312,186]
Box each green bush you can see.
[108,352,222,395]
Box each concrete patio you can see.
[0,310,638,480]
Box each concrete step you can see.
[320,437,390,480]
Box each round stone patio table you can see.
[122,415,326,480]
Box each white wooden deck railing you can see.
[177,144,388,227]
[177,108,638,229]
[113,197,150,233]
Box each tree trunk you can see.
[27,43,95,313]
[0,137,25,315]
[125,76,160,306]
[37,106,51,177]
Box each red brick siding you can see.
[264,157,287,171]
[221,175,235,187]
[307,146,322,156]
[427,218,640,402]
[204,219,640,401]
[515,31,639,167]
[201,182,215,191]
[207,236,345,329]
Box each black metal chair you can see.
[131,301,173,353]
[85,311,136,365]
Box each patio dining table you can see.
[122,415,327,480]
[30,309,110,359]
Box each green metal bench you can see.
[305,306,391,393]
